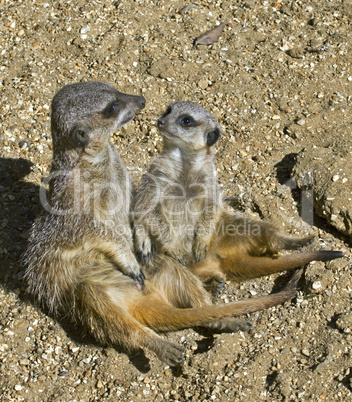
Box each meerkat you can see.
[23,83,306,366]
[133,101,344,292]
[134,101,223,264]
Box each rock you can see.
[292,146,352,238]
[287,47,304,58]
[336,313,352,333]
[194,22,226,46]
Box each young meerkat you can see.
[134,101,223,264]
[133,101,344,291]
[23,82,304,366]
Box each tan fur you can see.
[23,84,304,366]
[134,101,344,295]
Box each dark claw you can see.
[139,242,155,266]
[193,244,208,263]
[236,321,252,332]
[203,245,208,258]
[130,270,145,286]
[213,279,225,297]
[169,251,186,266]
[140,250,153,266]
[175,353,185,364]
[177,255,186,266]
[168,352,185,366]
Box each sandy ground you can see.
[0,0,351,400]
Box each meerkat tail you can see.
[129,270,301,332]
[220,250,344,281]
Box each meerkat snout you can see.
[157,118,166,128]
[137,96,146,109]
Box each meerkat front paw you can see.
[192,236,209,262]
[140,239,154,266]
[125,261,146,287]
[167,250,187,266]
[134,226,154,265]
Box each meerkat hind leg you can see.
[130,269,302,334]
[147,257,251,332]
[206,317,252,333]
[74,277,184,366]
[147,255,213,309]
[270,234,315,251]
[219,213,315,253]
[190,255,226,292]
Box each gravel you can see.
[0,0,351,400]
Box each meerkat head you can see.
[157,101,221,151]
[51,82,145,157]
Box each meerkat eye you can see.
[179,115,195,127]
[103,102,120,118]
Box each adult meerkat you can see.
[23,83,304,366]
[133,101,344,290]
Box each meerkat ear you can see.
[205,127,221,147]
[71,124,91,147]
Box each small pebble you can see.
[19,140,30,149]
[296,119,306,126]
[249,289,257,296]
[198,79,209,89]
[80,25,90,34]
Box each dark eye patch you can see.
[103,101,124,118]
[160,105,172,118]
[178,114,196,127]
[206,127,221,147]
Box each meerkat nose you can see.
[138,96,146,109]
[157,118,166,128]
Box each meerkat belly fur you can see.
[134,101,344,293]
[24,83,309,365]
